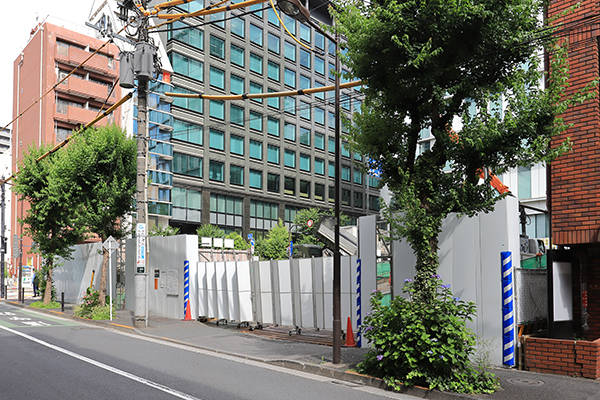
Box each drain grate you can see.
[506,377,545,387]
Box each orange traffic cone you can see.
[345,316,356,347]
[183,299,193,321]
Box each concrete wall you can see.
[54,241,116,304]
[390,196,520,366]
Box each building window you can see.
[299,101,310,120]
[284,149,296,168]
[268,7,280,26]
[299,127,310,146]
[315,31,324,50]
[173,119,203,145]
[329,62,335,81]
[299,154,311,172]
[299,48,311,69]
[299,75,310,90]
[268,88,279,108]
[209,129,224,150]
[267,144,280,164]
[210,193,243,229]
[231,104,244,125]
[354,192,363,208]
[210,35,225,58]
[300,180,310,198]
[268,61,280,81]
[328,161,335,178]
[249,140,262,160]
[284,41,296,61]
[353,169,363,184]
[231,74,244,94]
[314,133,325,150]
[284,96,295,114]
[369,195,380,211]
[283,14,296,34]
[314,107,325,125]
[342,166,351,181]
[249,82,263,103]
[249,111,263,131]
[342,189,351,206]
[299,23,310,43]
[267,173,280,192]
[314,158,324,175]
[268,33,280,53]
[172,86,202,112]
[329,111,336,129]
[250,24,263,46]
[328,136,336,153]
[231,17,245,37]
[250,3,263,17]
[250,53,263,74]
[315,183,325,201]
[342,141,351,157]
[168,21,203,50]
[173,187,202,209]
[328,186,335,202]
[230,165,244,186]
[284,122,296,141]
[209,11,225,28]
[249,169,262,189]
[230,134,244,155]
[170,52,203,81]
[209,100,225,119]
[284,176,295,195]
[284,68,296,87]
[314,57,325,75]
[369,176,381,188]
[210,66,225,89]
[231,44,245,67]
[267,117,280,136]
[209,160,224,181]
[250,200,279,233]
[173,153,202,177]
[518,165,532,198]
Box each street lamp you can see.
[277,0,310,23]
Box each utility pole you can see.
[133,0,151,325]
[0,178,5,299]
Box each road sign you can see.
[307,219,314,227]
[250,239,255,255]
[102,236,119,254]
[248,233,253,240]
[136,223,146,274]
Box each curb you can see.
[2,299,481,400]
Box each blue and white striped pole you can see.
[501,251,515,366]
[356,258,362,348]
[183,260,190,319]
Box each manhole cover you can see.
[506,378,545,387]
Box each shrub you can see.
[74,288,114,320]
[357,276,498,394]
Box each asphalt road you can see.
[0,303,413,400]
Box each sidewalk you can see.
[4,297,600,400]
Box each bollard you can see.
[22,287,25,303]
[61,292,65,312]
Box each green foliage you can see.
[292,208,350,246]
[358,277,498,394]
[30,300,61,309]
[225,231,250,250]
[255,219,289,260]
[332,0,598,302]
[149,225,180,237]
[74,287,115,320]
[196,224,225,240]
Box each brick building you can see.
[11,18,121,274]
[548,0,600,339]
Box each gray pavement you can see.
[3,296,600,400]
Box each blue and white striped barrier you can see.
[501,251,515,366]
[356,258,362,348]
[184,260,190,319]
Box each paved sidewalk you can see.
[4,297,600,400]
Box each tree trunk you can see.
[43,261,53,305]
[98,247,109,306]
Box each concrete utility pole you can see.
[1,178,5,299]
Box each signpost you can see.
[103,236,119,321]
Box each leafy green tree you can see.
[13,144,88,304]
[149,225,180,237]
[333,0,595,303]
[196,224,225,241]
[255,219,289,260]
[60,125,136,306]
[292,208,350,246]
[225,232,250,250]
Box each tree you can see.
[196,224,225,241]
[333,0,595,303]
[292,207,350,246]
[60,125,136,306]
[225,232,250,250]
[149,225,180,237]
[13,144,88,304]
[255,219,289,260]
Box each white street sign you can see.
[102,236,119,254]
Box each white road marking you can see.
[0,323,202,400]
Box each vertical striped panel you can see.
[501,251,515,366]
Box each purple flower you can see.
[427,350,433,355]
[377,354,383,361]
[372,289,380,294]
[431,274,441,279]
[363,326,373,332]
[441,284,451,289]
[453,297,460,302]
[404,278,413,283]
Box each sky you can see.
[0,0,97,129]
